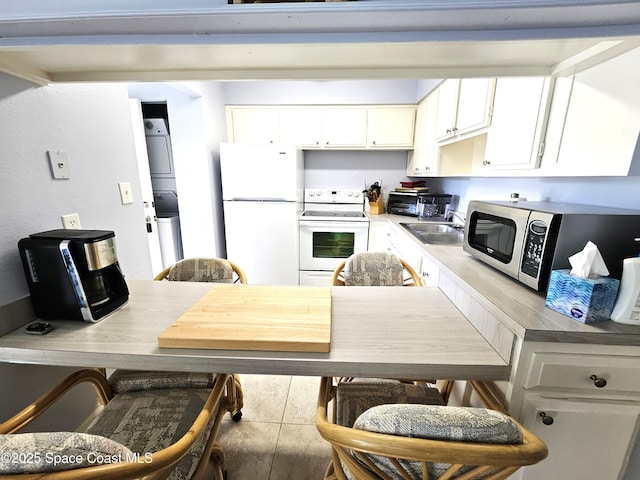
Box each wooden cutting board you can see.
[158,284,331,352]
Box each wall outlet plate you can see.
[61,213,81,229]
[47,150,70,179]
[118,182,133,205]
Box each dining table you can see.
[0,280,510,381]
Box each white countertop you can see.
[373,213,640,346]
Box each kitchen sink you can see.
[400,222,464,245]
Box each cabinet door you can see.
[367,220,391,253]
[227,107,279,144]
[541,47,640,176]
[419,254,439,287]
[435,79,459,141]
[517,394,640,480]
[455,78,495,136]
[483,77,549,169]
[407,93,439,176]
[279,107,323,147]
[367,107,416,148]
[322,108,367,147]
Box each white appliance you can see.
[220,143,303,285]
[143,118,175,179]
[299,189,370,286]
[154,190,184,269]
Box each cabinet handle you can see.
[589,374,607,388]
[539,412,554,425]
[483,160,491,166]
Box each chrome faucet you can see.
[446,209,466,225]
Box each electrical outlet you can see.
[61,213,81,229]
[118,182,133,205]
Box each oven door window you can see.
[468,212,516,263]
[312,232,355,259]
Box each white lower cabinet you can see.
[517,395,640,480]
[510,342,640,480]
[419,254,439,287]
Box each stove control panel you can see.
[304,189,364,204]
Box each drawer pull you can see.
[589,375,607,388]
[539,412,554,426]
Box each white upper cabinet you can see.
[226,105,415,150]
[226,107,279,144]
[436,78,496,142]
[321,108,368,148]
[407,92,439,176]
[540,46,640,176]
[367,107,416,148]
[278,107,323,147]
[482,77,552,170]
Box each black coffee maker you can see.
[18,229,129,322]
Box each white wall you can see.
[426,175,640,213]
[0,80,152,430]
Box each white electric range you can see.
[298,189,370,286]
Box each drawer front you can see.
[524,352,640,395]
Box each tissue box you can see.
[545,269,620,323]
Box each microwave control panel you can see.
[521,219,548,278]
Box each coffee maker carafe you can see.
[18,229,129,322]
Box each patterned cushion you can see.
[109,369,216,394]
[336,381,444,427]
[167,258,235,283]
[354,404,523,443]
[0,432,132,474]
[344,252,404,286]
[86,388,217,480]
[351,404,523,479]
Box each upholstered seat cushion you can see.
[85,388,217,480]
[0,432,133,474]
[109,369,216,394]
[351,404,524,479]
[354,404,523,443]
[336,381,444,427]
[167,258,234,283]
[344,252,404,286]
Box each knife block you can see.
[369,196,385,215]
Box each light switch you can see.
[47,151,70,179]
[118,182,134,205]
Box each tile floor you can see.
[217,374,332,480]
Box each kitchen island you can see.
[370,213,640,480]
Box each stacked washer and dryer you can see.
[143,118,184,269]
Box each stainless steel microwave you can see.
[463,200,640,291]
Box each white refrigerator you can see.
[220,143,304,285]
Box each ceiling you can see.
[1,1,640,84]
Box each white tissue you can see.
[569,241,610,279]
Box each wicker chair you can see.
[316,376,548,480]
[154,257,247,284]
[109,257,246,422]
[332,252,422,287]
[0,369,236,480]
